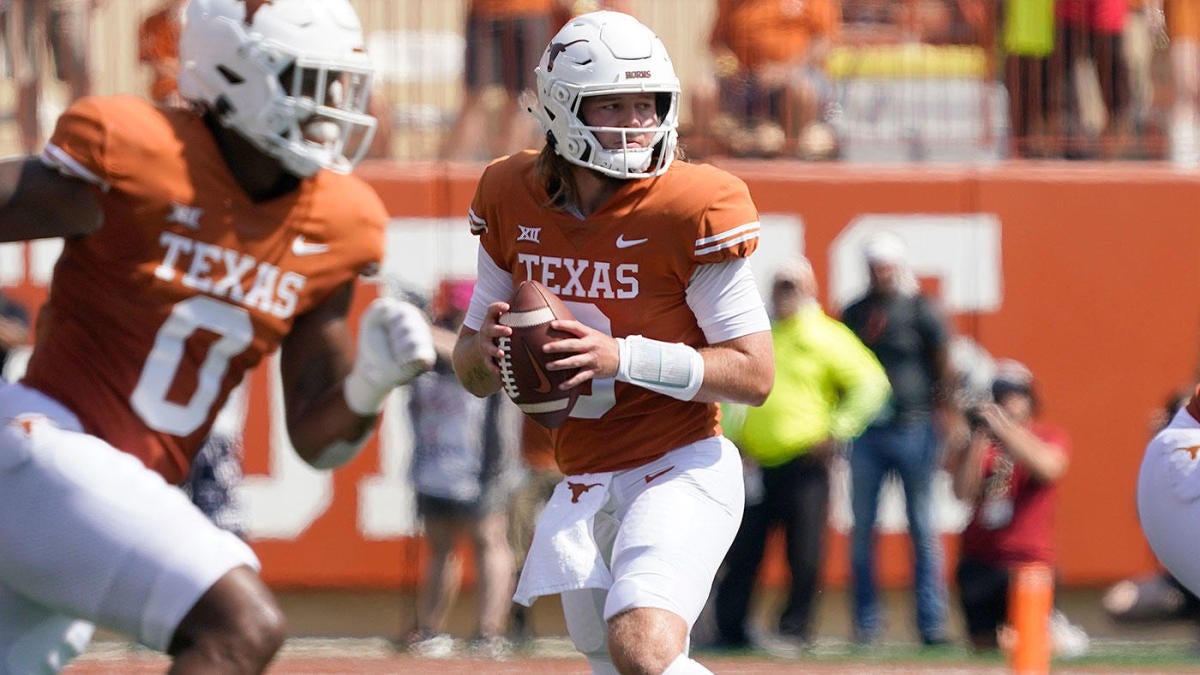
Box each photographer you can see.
[946,359,1072,651]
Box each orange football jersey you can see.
[22,95,386,484]
[470,151,760,475]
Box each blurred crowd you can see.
[2,1,1199,163]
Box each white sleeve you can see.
[685,258,770,344]
[41,143,110,191]
[463,243,513,331]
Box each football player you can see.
[1139,384,1200,617]
[452,11,774,674]
[0,0,434,672]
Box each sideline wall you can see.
[5,160,1196,591]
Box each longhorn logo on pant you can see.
[566,481,602,503]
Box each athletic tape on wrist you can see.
[615,335,704,401]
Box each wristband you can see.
[615,335,704,401]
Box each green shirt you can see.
[725,303,891,468]
[1004,0,1055,57]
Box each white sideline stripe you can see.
[500,307,554,328]
[518,399,569,413]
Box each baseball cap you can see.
[991,358,1034,400]
[772,257,813,288]
[863,231,908,265]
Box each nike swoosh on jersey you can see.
[615,234,649,249]
[292,235,330,256]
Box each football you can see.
[497,280,580,428]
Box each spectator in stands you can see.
[946,359,1076,652]
[442,1,632,162]
[1001,0,1059,157]
[840,231,960,647]
[506,418,562,646]
[898,0,990,45]
[1164,0,1200,165]
[1122,0,1161,152]
[550,0,633,29]
[137,0,186,107]
[440,1,553,161]
[1055,0,1132,158]
[689,0,841,159]
[7,0,104,153]
[712,258,890,652]
[0,290,29,381]
[406,278,523,659]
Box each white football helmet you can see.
[530,11,680,179]
[178,0,377,177]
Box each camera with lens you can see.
[965,405,987,431]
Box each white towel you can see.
[513,472,614,606]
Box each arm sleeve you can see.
[463,243,513,332]
[826,321,892,441]
[685,258,770,344]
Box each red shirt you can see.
[960,422,1070,565]
[1056,0,1128,33]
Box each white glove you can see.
[343,297,436,415]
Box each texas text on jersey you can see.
[23,95,387,484]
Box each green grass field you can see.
[66,635,1200,674]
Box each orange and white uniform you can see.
[26,95,384,485]
[1139,386,1200,599]
[0,96,385,660]
[465,151,763,474]
[464,150,769,667]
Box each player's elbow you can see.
[742,360,774,406]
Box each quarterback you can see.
[453,11,774,675]
[0,0,433,672]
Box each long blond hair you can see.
[534,138,687,212]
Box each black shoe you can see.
[921,634,951,647]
